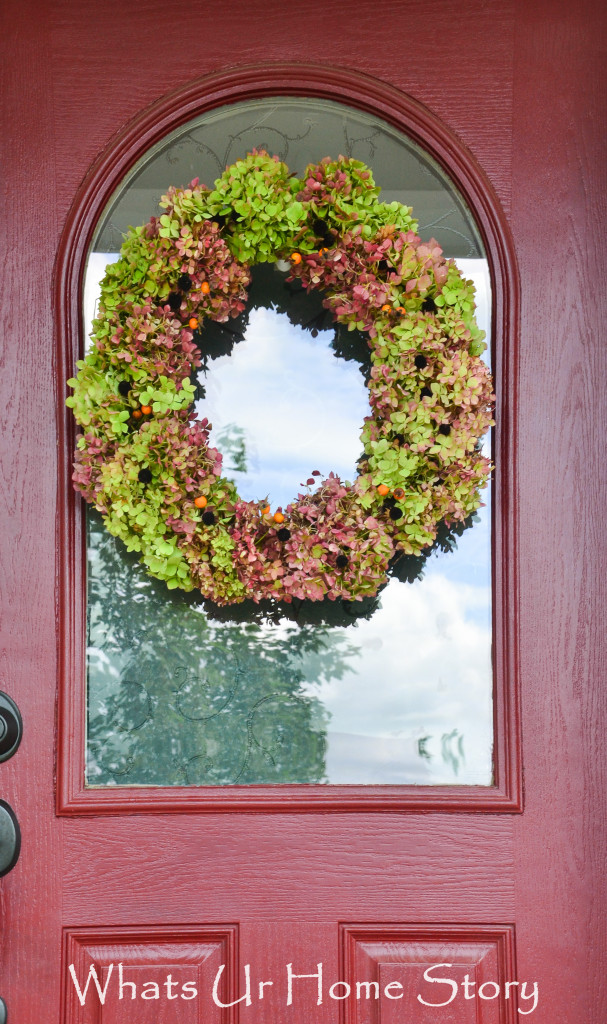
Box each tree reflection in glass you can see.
[87,509,372,786]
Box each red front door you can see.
[1,2,604,1022]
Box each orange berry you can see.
[200,281,210,294]
[261,505,270,515]
[194,496,207,509]
[381,304,392,313]
[273,512,285,524]
[318,247,329,255]
[291,252,302,264]
[188,317,199,330]
[377,484,390,496]
[393,487,405,500]
[141,405,152,415]
[396,306,406,314]
[132,409,143,420]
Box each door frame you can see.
[55,63,522,815]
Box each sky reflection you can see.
[196,306,370,508]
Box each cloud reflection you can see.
[196,306,369,507]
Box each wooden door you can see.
[1,2,605,1022]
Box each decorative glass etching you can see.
[85,97,493,787]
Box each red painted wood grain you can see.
[0,1,604,1021]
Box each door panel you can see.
[0,1,604,1022]
[64,926,238,1023]
[341,925,517,1024]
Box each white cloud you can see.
[297,572,492,785]
[196,308,369,505]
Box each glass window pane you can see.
[84,97,493,787]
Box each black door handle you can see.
[0,693,21,1021]
[0,801,20,878]
[0,694,22,763]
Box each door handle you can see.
[0,801,20,878]
[0,694,22,1021]
[0,693,21,876]
[0,694,22,763]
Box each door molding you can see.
[54,62,522,814]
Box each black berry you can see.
[438,423,451,436]
[389,506,404,521]
[422,296,437,314]
[336,553,349,569]
[377,259,391,274]
[118,380,132,397]
[277,527,291,542]
[178,274,192,292]
[138,468,152,484]
[392,433,405,445]
[313,217,329,236]
[167,292,182,312]
[420,387,432,398]
[414,354,428,370]
[202,510,216,525]
[382,497,397,510]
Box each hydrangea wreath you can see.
[67,150,494,605]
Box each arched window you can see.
[58,76,519,811]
